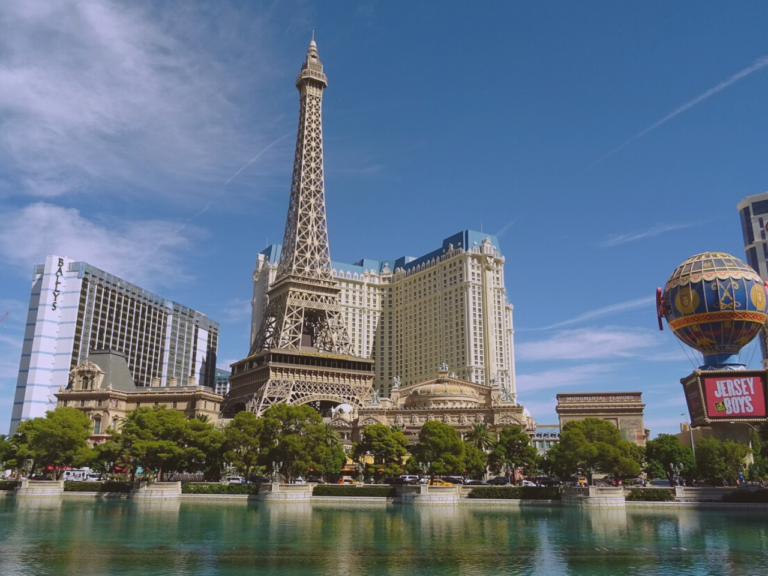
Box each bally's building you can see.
[250,231,517,400]
[10,255,219,433]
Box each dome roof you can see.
[404,380,480,409]
[411,382,479,397]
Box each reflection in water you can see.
[1,499,768,575]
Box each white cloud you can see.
[0,0,283,200]
[540,297,655,330]
[516,363,616,392]
[0,203,199,289]
[600,223,700,247]
[517,327,659,361]
[221,299,253,323]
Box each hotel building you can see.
[10,255,219,433]
[737,191,768,364]
[250,231,517,399]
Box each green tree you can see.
[695,437,727,484]
[16,407,93,478]
[184,417,225,480]
[317,442,347,479]
[354,424,409,479]
[0,435,9,468]
[118,406,190,480]
[463,443,488,479]
[550,418,641,483]
[259,404,324,482]
[411,421,464,477]
[465,423,495,452]
[223,411,264,478]
[644,458,666,481]
[645,434,695,486]
[487,426,537,482]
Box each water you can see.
[1,498,767,575]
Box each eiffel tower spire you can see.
[277,37,331,280]
[250,37,351,356]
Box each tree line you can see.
[2,409,765,485]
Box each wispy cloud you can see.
[540,297,655,330]
[586,54,768,170]
[0,0,283,201]
[517,327,659,361]
[221,299,253,323]
[494,216,523,239]
[600,222,701,247]
[0,203,200,289]
[516,363,616,391]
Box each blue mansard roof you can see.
[258,230,503,275]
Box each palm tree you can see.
[194,414,210,423]
[321,423,340,447]
[466,423,494,452]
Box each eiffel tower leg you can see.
[248,379,293,416]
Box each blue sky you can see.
[2,1,768,436]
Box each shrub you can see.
[0,481,19,491]
[722,489,768,503]
[467,487,560,500]
[181,483,259,495]
[313,485,396,497]
[625,488,675,502]
[64,481,132,493]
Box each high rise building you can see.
[251,231,517,399]
[214,368,231,396]
[738,192,768,278]
[10,255,218,434]
[737,192,768,363]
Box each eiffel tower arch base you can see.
[226,349,375,418]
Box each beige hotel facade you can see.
[250,231,517,401]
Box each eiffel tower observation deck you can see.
[227,37,375,417]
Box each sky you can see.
[2,0,768,436]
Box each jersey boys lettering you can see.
[704,376,766,418]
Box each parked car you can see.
[521,480,536,487]
[306,476,325,484]
[487,476,510,485]
[650,478,671,487]
[226,476,245,485]
[382,477,407,485]
[535,477,561,487]
[249,475,271,484]
[464,480,486,486]
[428,478,454,487]
[337,476,355,485]
[399,475,419,483]
[445,476,464,484]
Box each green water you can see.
[1,499,767,575]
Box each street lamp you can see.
[681,413,696,461]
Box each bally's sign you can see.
[52,257,64,311]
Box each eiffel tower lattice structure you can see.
[227,37,374,417]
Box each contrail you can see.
[585,55,768,170]
[144,133,292,258]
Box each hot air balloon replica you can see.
[658,252,768,432]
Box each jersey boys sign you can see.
[703,375,767,418]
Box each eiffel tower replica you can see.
[228,37,375,417]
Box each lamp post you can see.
[682,413,696,461]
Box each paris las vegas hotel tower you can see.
[228,39,518,416]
